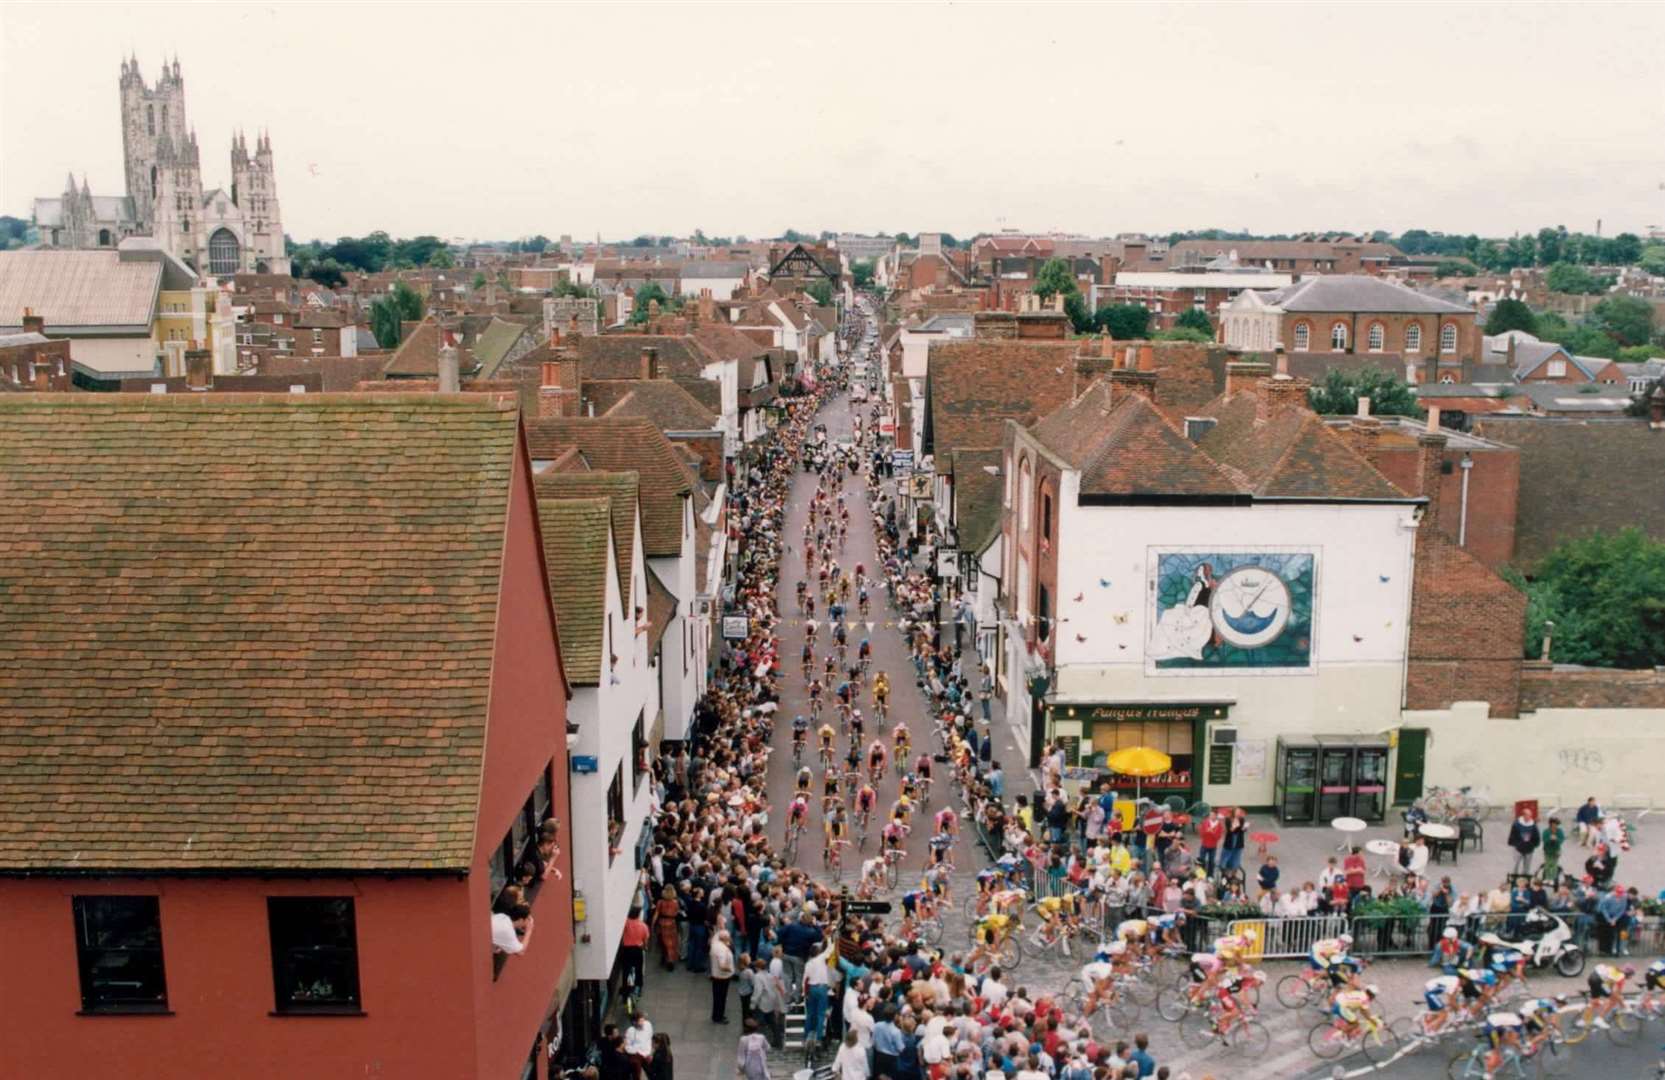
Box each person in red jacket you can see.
[1343,847,1368,892]
[1198,809,1226,877]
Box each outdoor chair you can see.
[1457,816,1484,853]
[1162,795,1187,814]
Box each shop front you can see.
[1043,701,1232,807]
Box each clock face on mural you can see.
[1208,566,1292,649]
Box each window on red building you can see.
[73,896,168,1013]
[268,897,361,1013]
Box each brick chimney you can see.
[1255,350,1312,420]
[539,357,582,418]
[641,346,660,381]
[1339,396,1383,464]
[184,342,213,390]
[21,308,44,336]
[1650,384,1665,430]
[1416,406,1448,528]
[1225,359,1272,396]
[698,289,716,325]
[437,338,461,393]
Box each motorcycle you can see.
[1484,908,1585,977]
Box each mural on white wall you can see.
[1147,548,1317,672]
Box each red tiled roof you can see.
[524,417,693,557]
[1032,384,1243,497]
[534,471,642,604]
[0,394,524,872]
[1197,392,1407,499]
[925,340,1080,455]
[534,495,613,686]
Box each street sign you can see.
[843,900,892,915]
[891,449,914,470]
[879,418,896,436]
[936,549,960,578]
[908,473,932,498]
[722,615,749,640]
[571,755,598,773]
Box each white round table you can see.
[1364,837,1401,878]
[1331,816,1368,851]
[1419,821,1459,864]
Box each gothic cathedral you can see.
[31,57,289,276]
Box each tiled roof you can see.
[383,319,477,377]
[692,323,767,364]
[1265,275,1472,315]
[600,380,721,431]
[1472,416,1665,566]
[579,334,710,380]
[949,448,1004,554]
[645,566,676,649]
[1033,384,1243,498]
[534,471,641,603]
[0,394,522,872]
[0,249,162,329]
[524,417,693,557]
[1197,392,1408,499]
[260,354,390,392]
[925,340,1081,455]
[533,495,613,686]
[471,317,534,378]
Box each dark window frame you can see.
[72,895,169,1014]
[607,765,626,864]
[631,712,648,793]
[267,897,363,1014]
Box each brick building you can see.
[1220,275,1479,369]
[0,394,577,1080]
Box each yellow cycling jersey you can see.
[1038,895,1078,916]
[977,914,1011,933]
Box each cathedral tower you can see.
[120,56,190,230]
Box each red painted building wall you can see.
[0,431,575,1080]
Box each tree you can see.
[1535,227,1565,267]
[1307,366,1423,418]
[369,298,403,349]
[1627,377,1664,417]
[304,258,348,289]
[806,281,834,306]
[1096,304,1151,340]
[1434,258,1477,278]
[1032,257,1076,301]
[1155,326,1214,343]
[1174,307,1215,336]
[850,260,875,289]
[1607,233,1643,266]
[523,235,550,254]
[1507,528,1665,668]
[1640,244,1665,276]
[1484,298,1538,336]
[391,281,424,322]
[428,246,455,269]
[1064,293,1094,335]
[1592,295,1655,348]
[629,282,673,324]
[1545,262,1608,295]
[472,271,488,290]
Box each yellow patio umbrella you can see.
[1106,746,1173,806]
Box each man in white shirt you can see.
[981,970,1009,1009]
[920,1011,952,1076]
[623,1012,653,1075]
[803,950,832,1045]
[709,930,736,1024]
[491,905,533,955]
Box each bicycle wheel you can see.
[1227,1018,1270,1056]
[1156,985,1192,1023]
[1125,975,1161,1007]
[998,935,1021,971]
[921,917,942,946]
[885,858,899,890]
[1562,1006,1593,1045]
[1308,1021,1347,1059]
[1178,1010,1219,1049]
[1608,1006,1641,1045]
[1277,973,1314,1010]
[1446,1047,1484,1080]
[1533,1036,1575,1077]
[1362,1024,1401,1065]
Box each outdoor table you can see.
[1364,837,1401,879]
[1419,821,1460,864]
[1331,816,1367,851]
[1249,830,1279,857]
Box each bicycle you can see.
[1178,1003,1271,1056]
[1445,1042,1529,1080]
[1308,1015,1400,1064]
[882,846,906,890]
[1563,994,1642,1045]
[784,819,806,863]
[1063,977,1140,1039]
[855,809,871,849]
[823,837,848,875]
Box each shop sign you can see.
[721,615,749,640]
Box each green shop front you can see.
[1044,701,1233,806]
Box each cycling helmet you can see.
[1553,994,1570,1006]
[1339,933,1354,946]
[1443,927,1459,940]
[1365,984,1380,997]
[1107,940,1128,955]
[1623,964,1637,976]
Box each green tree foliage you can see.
[1434,258,1478,278]
[391,281,424,322]
[522,235,550,253]
[1507,528,1665,667]
[1545,262,1610,295]
[304,258,348,289]
[806,281,834,306]
[1063,293,1094,334]
[1627,377,1664,417]
[1307,366,1423,418]
[629,283,674,324]
[427,246,455,269]
[1591,295,1655,348]
[1483,298,1538,336]
[328,231,392,272]
[0,214,33,249]
[1174,307,1215,336]
[368,280,426,348]
[556,280,596,299]
[850,260,876,289]
[1619,344,1665,362]
[472,272,488,290]
[1032,257,1076,301]
[1096,304,1151,340]
[1641,245,1665,276]
[1155,326,1214,343]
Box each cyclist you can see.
[1309,933,1353,975]
[1641,958,1665,1017]
[971,867,1002,917]
[1034,892,1081,950]
[858,854,887,896]
[1188,949,1225,1005]
[855,781,878,827]
[1330,985,1384,1042]
[881,817,909,862]
[933,805,958,840]
[898,888,936,938]
[1212,968,1264,1034]
[1080,946,1121,1014]
[922,859,953,905]
[1517,995,1567,1055]
[1479,1010,1524,1078]
[968,911,1015,970]
[1115,917,1151,958]
[1583,962,1632,1029]
[1422,973,1462,1034]
[786,794,811,845]
[857,637,872,670]
[848,707,865,743]
[1458,968,1501,1020]
[824,802,848,848]
[821,768,842,814]
[890,791,913,827]
[1323,950,1366,994]
[867,739,887,782]
[818,721,837,757]
[914,751,934,795]
[873,671,890,714]
[1149,910,1188,953]
[892,720,911,760]
[791,713,810,757]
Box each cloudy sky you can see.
[4,1,1663,243]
